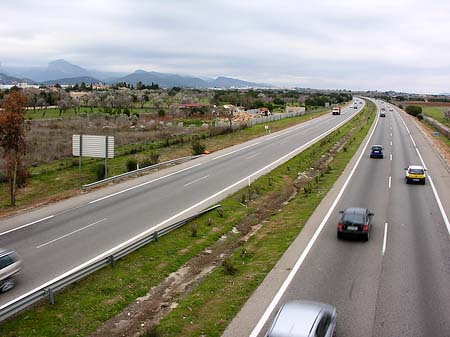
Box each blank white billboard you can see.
[72,135,114,158]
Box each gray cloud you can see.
[0,0,449,93]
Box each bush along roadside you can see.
[0,101,374,337]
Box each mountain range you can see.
[1,59,270,88]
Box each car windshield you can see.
[410,168,424,174]
[343,212,365,225]
[0,254,15,269]
[372,146,382,151]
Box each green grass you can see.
[0,108,330,211]
[0,100,376,337]
[421,106,450,126]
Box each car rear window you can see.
[409,168,424,174]
[0,254,15,269]
[343,213,365,224]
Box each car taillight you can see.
[363,224,369,232]
[337,222,343,230]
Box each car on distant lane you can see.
[405,165,426,184]
[370,145,384,158]
[0,248,22,292]
[266,300,336,337]
[337,207,374,241]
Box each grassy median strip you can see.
[0,102,374,337]
[155,101,376,337]
[0,108,329,212]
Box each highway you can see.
[0,101,363,308]
[223,100,450,337]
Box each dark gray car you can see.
[266,300,336,337]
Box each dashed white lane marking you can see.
[390,141,393,146]
[246,152,261,160]
[382,222,388,255]
[90,164,203,204]
[36,218,107,249]
[390,154,392,161]
[0,215,55,237]
[183,175,210,187]
[388,176,392,189]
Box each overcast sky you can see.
[0,0,449,93]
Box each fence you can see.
[214,107,328,129]
[0,204,221,322]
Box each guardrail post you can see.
[108,255,115,267]
[154,231,158,241]
[47,288,55,305]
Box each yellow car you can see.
[405,165,426,184]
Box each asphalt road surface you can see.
[0,101,363,309]
[223,100,450,337]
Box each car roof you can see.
[344,207,367,214]
[371,145,382,148]
[408,165,424,169]
[269,301,332,337]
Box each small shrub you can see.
[222,258,238,275]
[141,326,161,337]
[158,109,165,117]
[192,139,206,155]
[416,113,424,120]
[93,163,106,181]
[405,105,422,117]
[149,153,158,165]
[126,158,138,172]
[190,224,198,237]
[217,207,224,217]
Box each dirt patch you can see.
[87,118,361,337]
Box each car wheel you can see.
[406,178,410,184]
[0,278,16,292]
[422,180,426,185]
[337,232,342,240]
[364,232,369,242]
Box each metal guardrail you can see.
[82,154,203,190]
[0,204,221,322]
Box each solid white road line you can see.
[382,222,388,256]
[36,218,107,249]
[388,176,392,189]
[183,175,209,187]
[90,163,202,204]
[397,114,450,235]
[246,153,261,160]
[249,106,380,337]
[0,215,55,237]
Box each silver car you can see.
[266,300,336,337]
[0,249,23,292]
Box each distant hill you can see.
[112,70,269,88]
[2,59,272,88]
[6,59,91,82]
[0,73,35,85]
[42,76,102,86]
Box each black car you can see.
[370,145,384,158]
[379,111,386,117]
[337,207,374,241]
